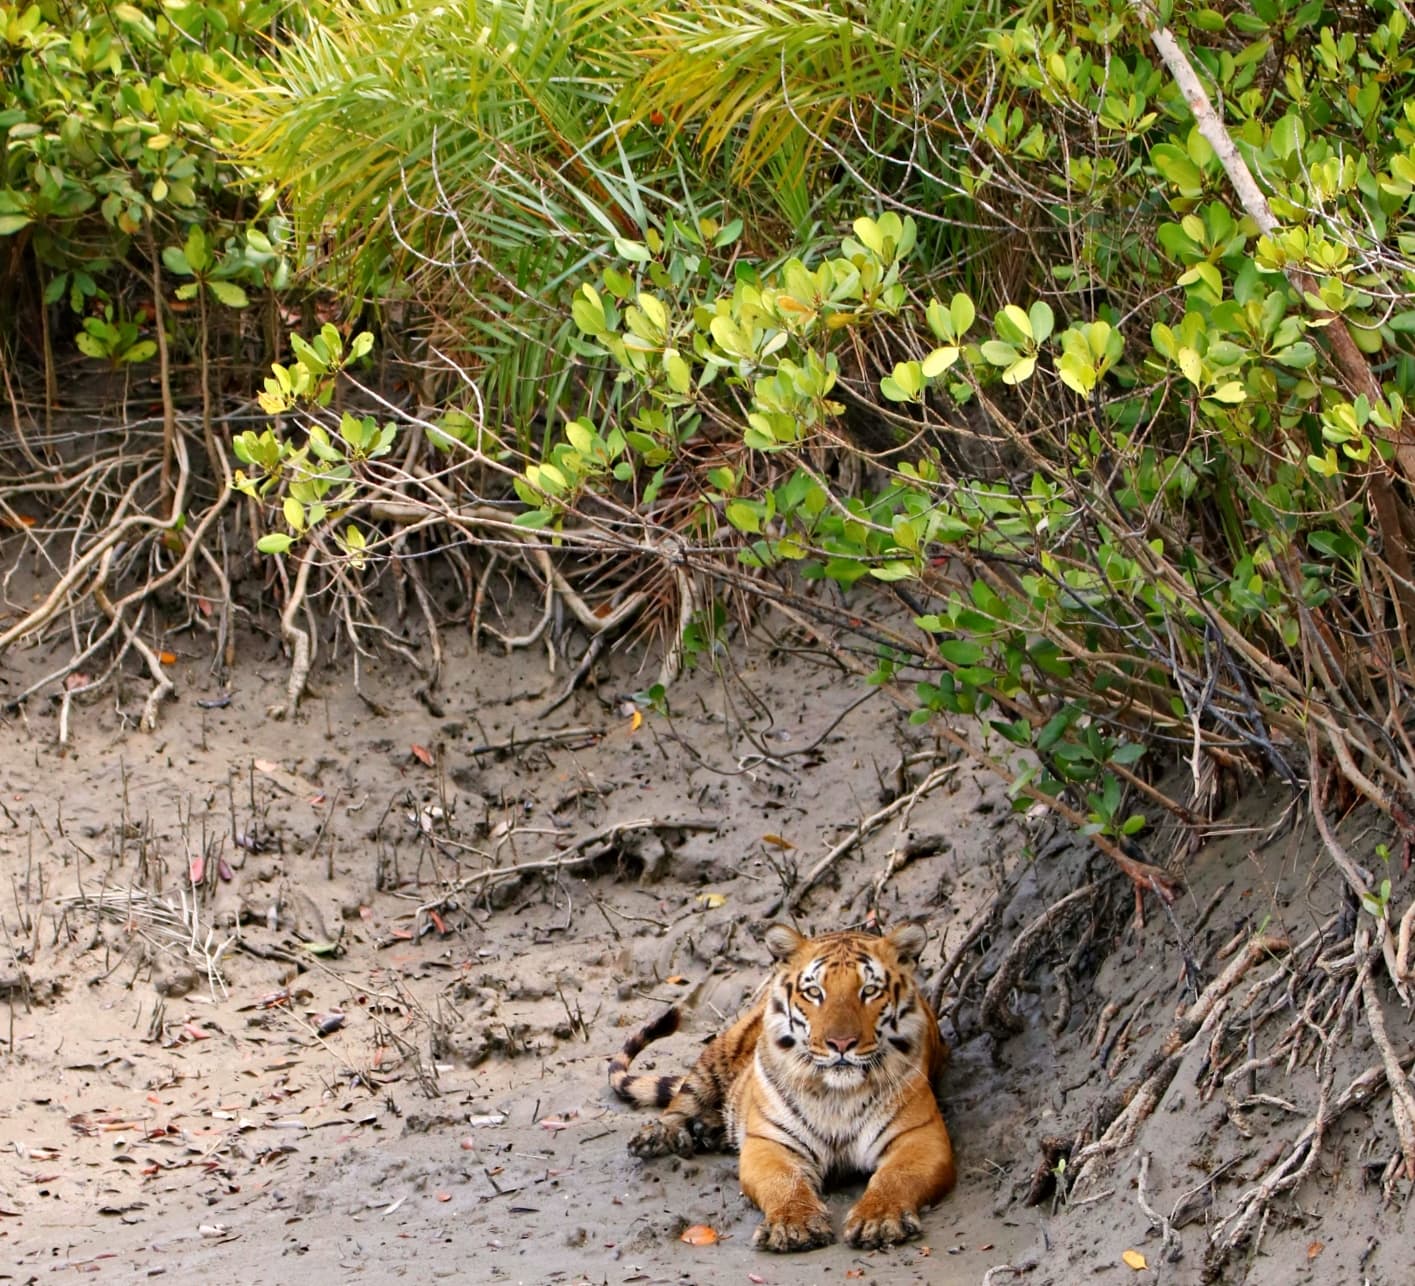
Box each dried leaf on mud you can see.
[1307,1241,1325,1260]
[1122,1249,1148,1270]
[695,891,727,908]
[410,743,434,766]
[679,1224,718,1246]
[760,833,795,849]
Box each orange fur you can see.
[610,923,955,1252]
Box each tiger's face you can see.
[762,923,931,1091]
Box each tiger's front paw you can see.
[628,1119,694,1158]
[752,1206,835,1253]
[843,1199,922,1249]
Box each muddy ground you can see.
[0,584,1410,1285]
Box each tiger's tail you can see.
[608,1007,683,1108]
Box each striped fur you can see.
[610,922,955,1252]
[607,1005,683,1107]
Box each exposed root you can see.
[1360,966,1415,1184]
[1207,1051,1411,1260]
[267,550,315,720]
[766,760,962,916]
[980,882,1102,1036]
[1071,933,1291,1188]
[413,814,721,917]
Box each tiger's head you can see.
[761,922,932,1091]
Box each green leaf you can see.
[614,237,651,263]
[572,285,607,336]
[0,214,32,236]
[999,304,1033,342]
[1177,347,1203,385]
[290,333,328,375]
[257,533,295,554]
[1002,355,1037,384]
[207,280,248,309]
[939,639,985,665]
[921,346,959,378]
[1028,301,1054,344]
[162,246,192,277]
[183,225,210,274]
[120,340,157,365]
[950,293,976,336]
[725,501,761,534]
[980,340,1020,366]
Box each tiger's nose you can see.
[825,1034,858,1054]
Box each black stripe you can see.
[745,1122,821,1168]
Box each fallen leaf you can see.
[846,1271,865,1280]
[217,859,234,882]
[189,856,205,884]
[436,1191,451,1202]
[410,743,434,766]
[748,1276,766,1284]
[760,833,796,849]
[183,1023,210,1041]
[630,709,643,732]
[665,975,690,985]
[159,650,177,665]
[680,1224,718,1246]
[1307,1241,1324,1261]
[1122,1249,1148,1270]
[695,891,727,909]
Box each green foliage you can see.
[475,0,1415,837]
[234,325,385,560]
[0,0,309,362]
[223,0,1415,858]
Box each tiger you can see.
[609,921,955,1253]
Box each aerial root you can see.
[267,551,315,720]
[980,882,1102,1037]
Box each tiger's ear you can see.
[886,920,928,964]
[764,923,806,961]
